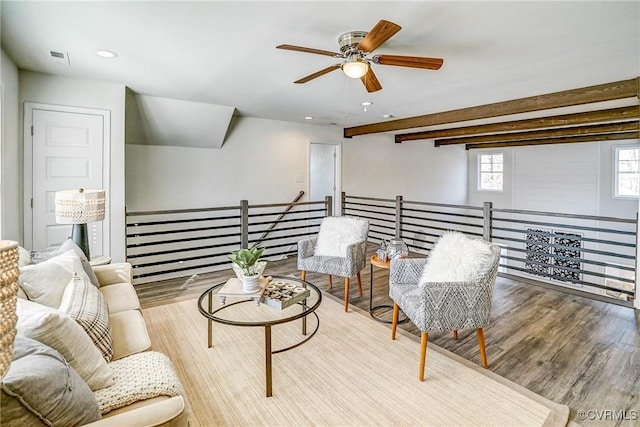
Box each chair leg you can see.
[419,332,428,381]
[477,327,488,368]
[391,303,399,340]
[356,272,363,296]
[301,271,306,281]
[328,275,333,289]
[452,330,458,340]
[343,277,350,312]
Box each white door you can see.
[25,104,109,256]
[309,142,340,217]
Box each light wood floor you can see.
[136,246,640,427]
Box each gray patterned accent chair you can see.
[297,216,369,312]
[389,242,501,381]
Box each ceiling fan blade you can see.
[361,68,382,93]
[374,54,444,70]
[294,64,342,84]
[357,20,401,53]
[276,44,341,57]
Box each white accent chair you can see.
[389,232,501,380]
[297,216,369,312]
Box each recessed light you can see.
[382,114,394,119]
[96,50,118,58]
[304,116,313,120]
[361,101,373,106]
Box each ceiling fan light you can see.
[342,59,369,79]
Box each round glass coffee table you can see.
[197,275,321,397]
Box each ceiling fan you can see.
[276,20,444,93]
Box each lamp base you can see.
[71,223,91,260]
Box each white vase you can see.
[242,274,260,293]
[232,261,267,281]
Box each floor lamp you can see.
[55,188,106,261]
[0,240,19,380]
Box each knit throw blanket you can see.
[94,351,184,414]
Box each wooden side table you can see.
[369,254,408,324]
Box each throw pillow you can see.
[59,273,113,362]
[17,246,31,268]
[1,389,44,426]
[19,249,93,308]
[30,238,100,287]
[0,336,101,426]
[420,232,494,285]
[314,216,369,258]
[16,298,114,390]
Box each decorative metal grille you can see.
[525,229,552,276]
[525,228,582,283]
[552,232,582,282]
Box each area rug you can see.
[142,292,570,427]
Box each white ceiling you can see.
[2,1,639,130]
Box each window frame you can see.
[477,151,504,192]
[613,145,640,199]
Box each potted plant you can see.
[229,244,266,292]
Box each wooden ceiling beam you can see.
[343,77,639,138]
[396,106,639,143]
[466,131,640,150]
[436,121,639,146]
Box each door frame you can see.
[23,102,111,253]
[308,140,342,216]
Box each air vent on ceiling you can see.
[48,50,70,65]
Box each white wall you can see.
[513,144,598,214]
[19,71,127,261]
[342,133,468,204]
[126,123,469,212]
[467,141,639,218]
[125,117,343,210]
[0,49,21,242]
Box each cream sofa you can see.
[88,263,189,426]
[1,256,189,427]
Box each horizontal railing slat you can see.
[492,216,636,236]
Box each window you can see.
[478,153,503,191]
[615,147,639,198]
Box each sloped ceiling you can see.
[125,91,235,148]
[2,1,639,130]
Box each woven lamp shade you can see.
[55,189,106,224]
[0,240,19,379]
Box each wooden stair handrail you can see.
[255,190,305,244]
